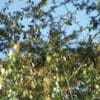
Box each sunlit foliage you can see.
[0,0,100,99]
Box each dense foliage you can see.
[0,0,100,99]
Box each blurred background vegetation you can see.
[0,0,100,99]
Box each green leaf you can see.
[46,55,51,63]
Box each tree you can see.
[0,0,100,99]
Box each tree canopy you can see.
[0,0,100,99]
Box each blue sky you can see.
[0,0,98,59]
